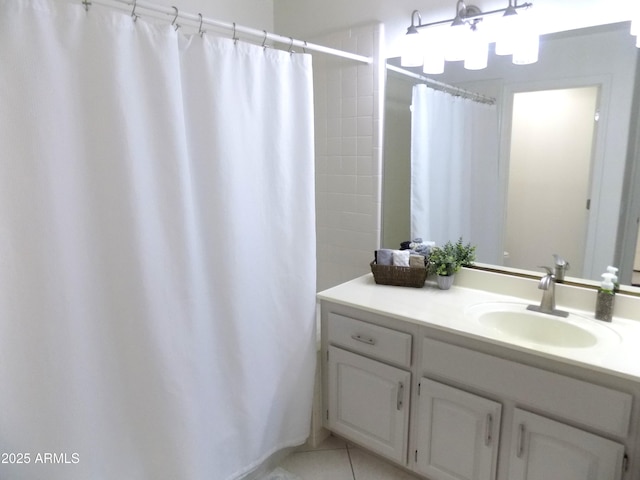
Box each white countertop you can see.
[317,273,640,382]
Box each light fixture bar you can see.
[401,0,538,71]
[412,1,532,31]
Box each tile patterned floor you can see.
[269,435,422,480]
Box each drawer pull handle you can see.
[397,382,404,410]
[484,413,493,446]
[351,334,376,345]
[517,424,526,458]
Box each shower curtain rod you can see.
[386,64,496,105]
[85,0,373,65]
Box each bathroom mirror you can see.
[383,21,640,292]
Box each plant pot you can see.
[436,274,455,290]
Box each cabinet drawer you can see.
[328,313,412,367]
[421,338,632,438]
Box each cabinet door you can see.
[327,346,410,463]
[415,378,502,480]
[509,409,625,480]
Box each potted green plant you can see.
[428,238,476,290]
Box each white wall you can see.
[151,0,274,31]
[312,24,386,291]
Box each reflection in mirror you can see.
[506,86,598,278]
[409,84,501,265]
[383,22,640,289]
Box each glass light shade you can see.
[422,28,446,74]
[464,39,488,70]
[443,24,470,62]
[423,49,445,74]
[512,33,539,65]
[494,13,520,56]
[401,31,424,67]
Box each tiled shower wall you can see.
[313,23,386,292]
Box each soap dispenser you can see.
[606,265,620,292]
[595,272,616,322]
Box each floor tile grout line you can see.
[345,443,357,480]
[296,447,346,453]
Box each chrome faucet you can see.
[527,266,569,318]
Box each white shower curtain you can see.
[410,85,502,264]
[0,1,316,479]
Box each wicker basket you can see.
[370,261,428,288]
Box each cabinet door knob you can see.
[517,423,526,458]
[484,413,493,446]
[396,382,404,410]
[351,334,376,345]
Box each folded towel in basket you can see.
[409,254,426,268]
[392,249,410,267]
[376,249,394,265]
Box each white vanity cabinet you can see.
[320,299,639,480]
[324,312,413,464]
[414,378,502,480]
[419,336,630,480]
[508,409,625,480]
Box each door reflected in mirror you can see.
[505,87,598,277]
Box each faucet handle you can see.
[553,254,569,269]
[537,266,553,276]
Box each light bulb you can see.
[512,33,539,65]
[494,12,520,55]
[464,26,488,70]
[444,24,471,62]
[464,40,488,70]
[507,8,539,65]
[401,30,424,67]
[422,28,446,74]
[423,49,445,74]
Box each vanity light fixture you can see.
[401,0,538,72]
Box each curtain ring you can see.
[232,22,239,45]
[262,30,268,50]
[131,0,139,22]
[171,6,180,31]
[82,0,91,12]
[303,40,308,54]
[288,37,294,54]
[198,13,205,37]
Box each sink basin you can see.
[465,303,621,349]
